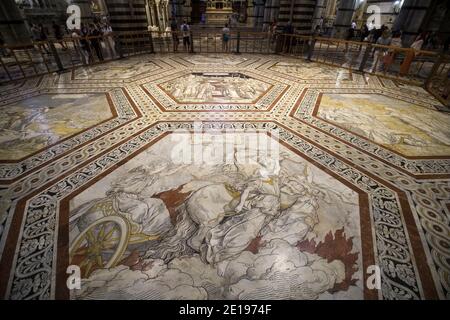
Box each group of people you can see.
[30,21,72,53]
[70,21,116,63]
[27,20,116,63]
[169,20,232,53]
[170,20,192,52]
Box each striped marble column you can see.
[246,0,255,27]
[263,0,281,28]
[393,0,434,46]
[312,0,326,30]
[105,0,149,32]
[333,0,356,38]
[277,0,316,35]
[254,0,266,29]
[0,0,31,45]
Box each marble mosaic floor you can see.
[0,54,449,300]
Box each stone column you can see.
[254,0,265,29]
[393,0,434,46]
[105,0,148,32]
[155,0,162,29]
[247,0,255,27]
[0,0,31,45]
[71,0,94,24]
[163,1,169,29]
[181,0,191,23]
[158,0,167,30]
[277,0,316,35]
[333,0,356,38]
[98,0,109,14]
[145,0,153,26]
[312,0,327,30]
[263,0,280,26]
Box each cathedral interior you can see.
[0,0,449,302]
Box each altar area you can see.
[205,0,233,25]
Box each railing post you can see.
[190,31,194,53]
[114,34,124,59]
[235,31,241,54]
[148,31,155,53]
[425,54,443,89]
[48,40,64,72]
[79,45,88,65]
[307,36,316,61]
[359,43,372,72]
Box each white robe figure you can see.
[200,158,281,265]
[108,165,172,236]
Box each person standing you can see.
[89,23,104,61]
[52,21,68,50]
[170,20,179,52]
[222,23,230,52]
[71,29,87,64]
[0,31,8,57]
[180,20,190,52]
[269,20,278,44]
[39,24,48,42]
[80,23,93,63]
[382,31,402,72]
[444,36,449,53]
[371,29,392,72]
[31,24,48,53]
[38,24,50,53]
[282,21,294,53]
[102,22,116,58]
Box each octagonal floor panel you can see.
[159,72,272,104]
[68,133,363,300]
[72,58,160,81]
[270,60,352,81]
[0,93,113,160]
[316,93,450,157]
[181,54,248,66]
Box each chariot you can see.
[69,198,160,278]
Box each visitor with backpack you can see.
[181,20,190,52]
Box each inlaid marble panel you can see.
[182,54,248,65]
[316,93,450,157]
[160,73,271,104]
[69,133,363,300]
[270,61,352,81]
[0,93,113,160]
[73,59,160,81]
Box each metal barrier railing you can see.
[0,30,448,106]
[277,34,441,85]
[426,55,450,106]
